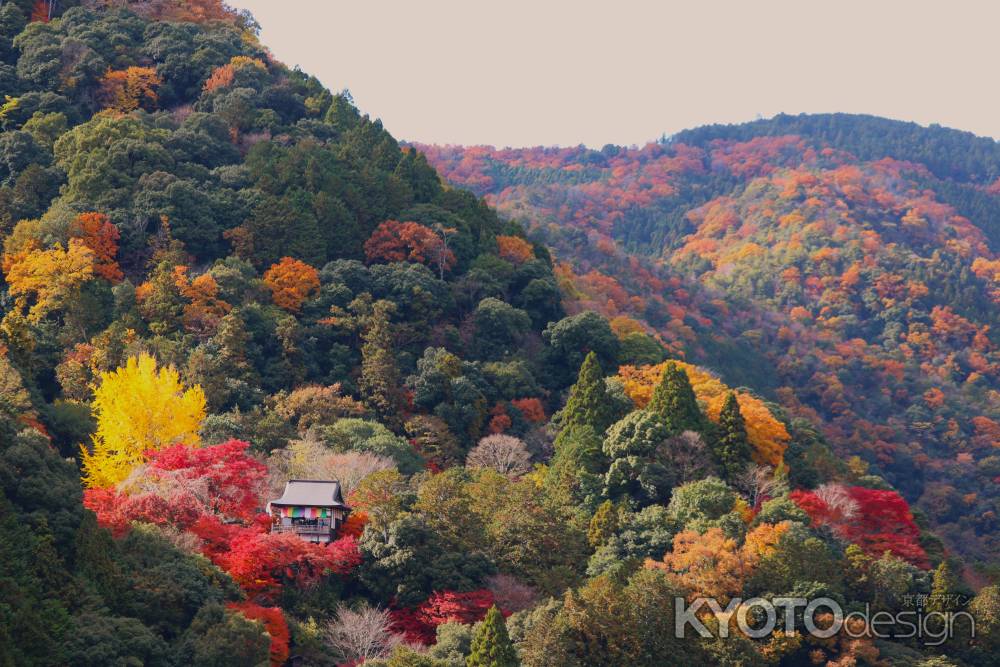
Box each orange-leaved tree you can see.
[204,56,268,93]
[99,67,162,113]
[364,220,455,276]
[263,257,320,313]
[173,266,231,333]
[646,521,789,601]
[69,212,122,282]
[496,235,534,264]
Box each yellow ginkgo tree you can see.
[81,353,206,488]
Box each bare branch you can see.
[325,603,405,663]
[734,463,788,509]
[466,434,532,478]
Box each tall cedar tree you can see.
[647,361,705,434]
[561,351,615,434]
[359,301,404,429]
[928,561,960,612]
[466,605,517,667]
[588,499,618,548]
[714,392,752,480]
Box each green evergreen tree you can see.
[394,147,442,203]
[325,91,362,134]
[602,411,674,506]
[928,561,960,612]
[713,392,752,480]
[360,300,404,429]
[588,500,619,548]
[466,606,517,667]
[178,603,271,667]
[546,424,606,511]
[74,511,121,600]
[239,196,325,268]
[0,3,27,64]
[647,362,705,435]
[561,351,615,434]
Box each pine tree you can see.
[324,91,362,134]
[713,392,752,480]
[561,351,615,434]
[647,361,705,434]
[467,605,517,667]
[359,300,404,429]
[928,561,960,612]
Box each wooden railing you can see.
[271,521,333,535]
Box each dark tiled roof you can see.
[268,479,348,508]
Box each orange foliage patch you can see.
[364,220,455,273]
[510,397,546,423]
[174,266,231,333]
[646,522,789,601]
[496,235,534,264]
[203,56,267,93]
[69,213,122,282]
[99,67,162,113]
[263,257,320,313]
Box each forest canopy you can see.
[0,2,996,666]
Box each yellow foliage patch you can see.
[618,360,789,467]
[81,353,206,488]
[4,239,95,322]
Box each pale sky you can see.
[227,0,1000,148]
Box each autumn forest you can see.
[0,1,998,666]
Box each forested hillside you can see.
[419,115,1000,568]
[0,2,997,665]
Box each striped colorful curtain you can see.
[278,506,331,519]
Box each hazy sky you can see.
[227,0,1000,148]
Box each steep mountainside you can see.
[0,1,569,662]
[3,2,1000,664]
[419,116,1000,561]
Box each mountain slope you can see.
[2,3,998,665]
[0,1,566,662]
[418,116,1000,561]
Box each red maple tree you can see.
[146,439,266,521]
[390,589,497,644]
[226,602,290,667]
[790,485,929,568]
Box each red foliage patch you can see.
[487,404,511,435]
[190,514,362,601]
[226,602,290,667]
[83,487,204,537]
[510,397,546,423]
[790,485,929,568]
[84,440,362,603]
[390,589,498,644]
[146,439,267,521]
[339,511,369,539]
